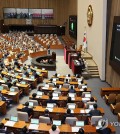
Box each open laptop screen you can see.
[47,103,54,108]
[53,120,61,126]
[10,116,18,122]
[0,86,3,90]
[37,91,43,96]
[31,118,39,124]
[76,121,84,127]
[85,94,91,98]
[10,88,15,92]
[68,104,76,109]
[29,102,34,107]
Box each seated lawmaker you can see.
[49,125,60,134]
[89,104,101,117]
[62,109,74,124]
[42,109,52,122]
[22,102,33,117]
[69,85,76,93]
[0,123,9,134]
[46,94,57,105]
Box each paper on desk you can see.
[82,98,90,102]
[46,108,53,112]
[5,121,16,127]
[8,92,16,95]
[72,127,80,132]
[80,89,84,91]
[71,110,74,113]
[85,109,91,113]
[71,98,75,100]
[42,87,48,89]
[80,110,85,113]
[52,97,59,100]
[29,124,39,130]
[52,88,57,90]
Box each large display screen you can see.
[110,16,120,74]
[3,8,53,19]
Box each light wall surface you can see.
[77,0,107,80]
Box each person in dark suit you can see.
[43,109,52,122]
[66,97,74,104]
[0,123,8,134]
[22,102,33,117]
[20,126,31,134]
[6,79,12,88]
[46,94,57,104]
[89,104,101,116]
[69,85,76,93]
[62,109,74,124]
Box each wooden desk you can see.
[1,90,19,103]
[45,80,82,88]
[17,104,104,119]
[101,87,120,96]
[68,53,78,69]
[29,95,91,102]
[16,83,29,95]
[0,101,6,115]
[2,119,115,134]
[71,60,82,75]
[40,87,91,96]
[30,51,47,58]
[20,54,28,63]
[31,67,48,78]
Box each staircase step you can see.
[88,66,98,70]
[89,72,99,75]
[88,69,99,72]
[91,74,100,78]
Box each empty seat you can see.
[39,116,51,124]
[105,93,116,104]
[17,111,29,122]
[65,117,78,126]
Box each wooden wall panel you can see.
[0,0,77,28]
[106,0,120,87]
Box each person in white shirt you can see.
[49,125,60,134]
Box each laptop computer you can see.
[29,102,34,107]
[89,105,94,110]
[27,69,31,73]
[85,94,91,98]
[31,76,35,80]
[68,104,76,109]
[31,118,39,124]
[21,81,26,85]
[68,93,75,98]
[22,75,26,78]
[47,103,54,108]
[76,121,84,127]
[53,92,58,97]
[3,77,7,82]
[82,85,87,89]
[36,72,40,75]
[0,86,3,90]
[45,84,49,88]
[53,120,61,126]
[10,88,15,92]
[35,66,38,69]
[37,91,43,96]
[10,116,18,122]
[53,78,57,82]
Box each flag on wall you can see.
[83,30,87,52]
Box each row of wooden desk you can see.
[1,119,115,134]
[101,87,120,96]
